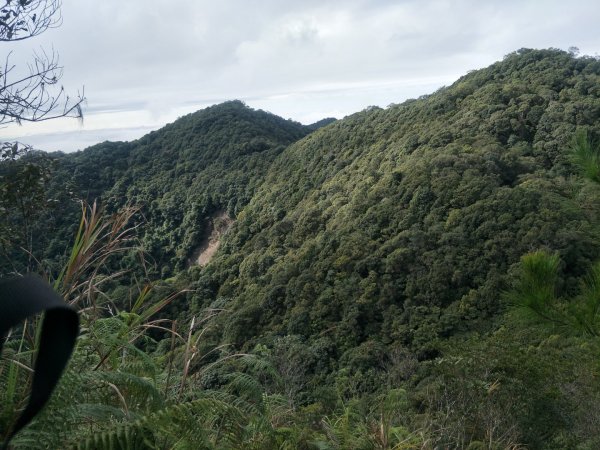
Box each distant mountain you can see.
[306,117,337,131]
[6,101,315,275]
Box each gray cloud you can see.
[1,0,599,152]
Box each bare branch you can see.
[0,48,84,126]
[0,1,85,127]
[0,0,62,42]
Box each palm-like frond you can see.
[53,201,144,311]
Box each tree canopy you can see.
[3,48,600,448]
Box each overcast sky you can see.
[1,0,599,153]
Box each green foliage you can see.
[0,144,55,272]
[571,128,600,183]
[573,260,600,335]
[508,128,600,337]
[201,49,600,365]
[415,325,600,449]
[5,49,600,448]
[507,250,563,323]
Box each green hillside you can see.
[2,101,314,276]
[182,48,600,446]
[3,49,600,448]
[200,48,600,355]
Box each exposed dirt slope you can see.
[188,210,233,266]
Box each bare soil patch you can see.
[188,210,233,267]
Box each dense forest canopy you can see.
[3,48,600,448]
[2,101,320,276]
[199,48,600,354]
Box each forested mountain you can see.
[3,48,600,448]
[200,48,600,355]
[2,101,318,276]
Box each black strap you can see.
[0,275,79,448]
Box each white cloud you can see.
[1,0,599,151]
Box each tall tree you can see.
[0,0,84,271]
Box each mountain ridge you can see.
[193,48,600,359]
[3,47,600,447]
